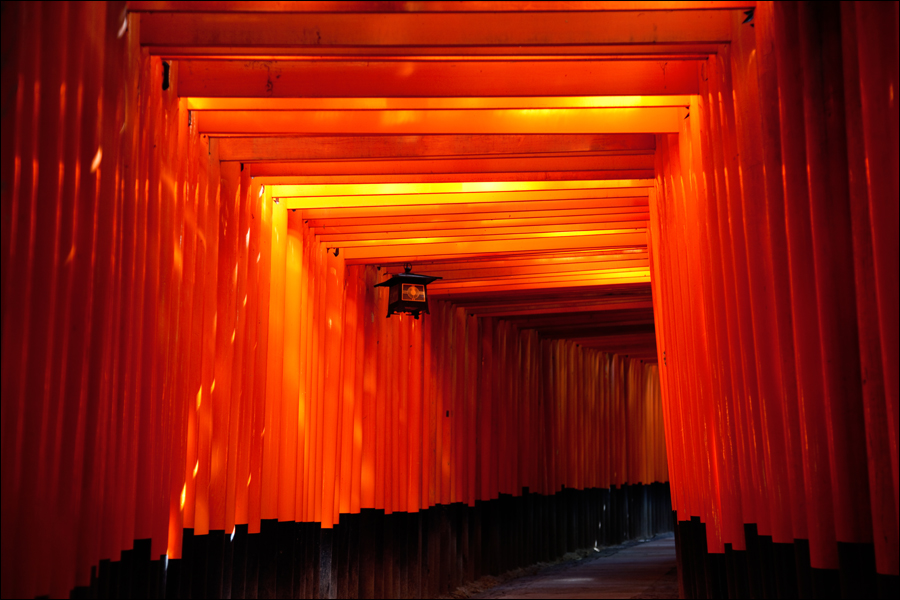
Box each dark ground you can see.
[466,534,678,599]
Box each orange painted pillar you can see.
[232,174,258,531]
[730,11,795,547]
[361,266,378,509]
[312,243,328,522]
[752,1,809,549]
[167,98,196,560]
[374,274,388,511]
[209,161,241,535]
[261,199,287,522]
[341,265,359,516]
[717,44,772,540]
[193,137,222,541]
[398,314,410,512]
[248,185,272,534]
[853,1,900,573]
[798,0,873,556]
[840,2,899,577]
[320,246,345,528]
[305,234,322,522]
[408,313,424,512]
[705,55,754,541]
[350,266,365,514]
[296,225,312,522]
[223,166,250,536]
[423,299,437,508]
[278,213,303,524]
[771,0,838,571]
[695,61,745,551]
[479,317,494,502]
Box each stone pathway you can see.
[472,535,678,599]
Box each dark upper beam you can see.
[130,2,755,13]
[141,11,733,49]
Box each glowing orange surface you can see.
[188,96,693,111]
[196,107,684,135]
[275,180,655,209]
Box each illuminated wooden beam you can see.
[150,44,721,58]
[219,133,655,161]
[317,220,649,243]
[382,248,647,270]
[283,190,649,211]
[131,2,756,13]
[276,180,654,207]
[189,96,692,110]
[244,153,657,172]
[237,156,653,178]
[331,223,646,249]
[312,210,649,234]
[140,11,733,48]
[179,60,699,98]
[428,267,650,289]
[341,231,647,262]
[429,272,651,296]
[421,265,651,293]
[249,170,652,185]
[379,255,649,280]
[306,204,647,227]
[433,279,651,303]
[276,177,650,198]
[467,299,654,317]
[196,107,684,134]
[299,194,649,220]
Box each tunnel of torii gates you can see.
[0,1,897,599]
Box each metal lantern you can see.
[374,264,442,319]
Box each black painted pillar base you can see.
[231,523,249,599]
[258,519,278,600]
[245,527,259,599]
[319,526,336,599]
[837,541,878,600]
[358,510,376,599]
[64,482,679,600]
[671,521,898,600]
[876,573,900,600]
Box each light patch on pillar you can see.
[90,147,102,173]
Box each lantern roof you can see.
[374,264,442,288]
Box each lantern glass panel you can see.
[402,283,426,302]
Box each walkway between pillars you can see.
[473,535,677,600]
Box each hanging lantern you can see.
[374,263,442,319]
